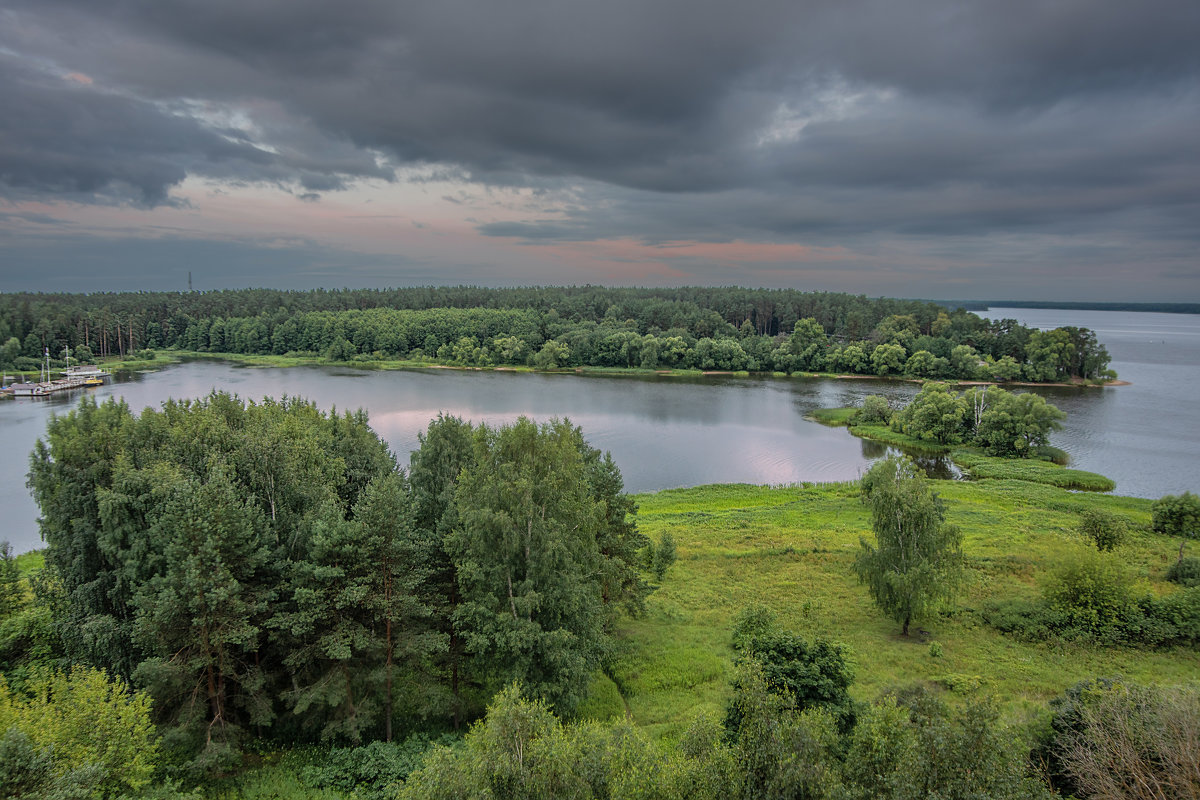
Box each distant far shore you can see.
[952,300,1200,315]
[83,350,1128,389]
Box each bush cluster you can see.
[1166,556,1200,587]
[984,549,1200,647]
[301,736,454,800]
[887,383,1066,457]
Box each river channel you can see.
[2,307,1197,553]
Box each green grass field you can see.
[611,480,1198,739]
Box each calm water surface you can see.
[981,307,1200,503]
[2,308,1197,553]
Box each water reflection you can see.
[4,307,1200,554]
[860,438,888,459]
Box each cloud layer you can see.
[1,0,1198,297]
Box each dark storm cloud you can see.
[1,0,1198,290]
[0,45,391,205]
[0,230,427,292]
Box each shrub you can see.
[852,395,892,426]
[0,667,159,798]
[1078,509,1127,551]
[982,597,1070,642]
[302,736,450,800]
[652,533,677,581]
[1146,586,1200,646]
[1053,681,1200,800]
[731,604,777,650]
[1042,549,1137,636]
[727,632,855,734]
[1166,556,1200,587]
[1152,491,1200,563]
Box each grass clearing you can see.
[616,480,1198,739]
[952,451,1116,491]
[809,407,857,426]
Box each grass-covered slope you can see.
[612,481,1198,739]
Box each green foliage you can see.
[300,736,451,800]
[1151,490,1200,561]
[652,534,677,581]
[574,672,625,723]
[728,660,843,800]
[841,690,1051,800]
[1166,556,1200,587]
[27,393,402,769]
[951,451,1114,491]
[730,604,777,651]
[809,407,856,426]
[399,684,591,800]
[533,339,570,369]
[850,395,892,426]
[0,287,1113,382]
[976,391,1066,457]
[894,382,966,444]
[857,385,1070,463]
[0,728,55,800]
[870,343,906,376]
[1078,508,1127,551]
[1042,548,1136,635]
[0,667,158,798]
[0,542,21,620]
[450,418,621,713]
[727,632,855,735]
[856,456,963,635]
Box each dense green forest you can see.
[0,287,1113,381]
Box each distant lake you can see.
[980,307,1200,502]
[2,307,1198,553]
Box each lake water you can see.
[2,307,1198,553]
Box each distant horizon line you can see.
[1,286,1197,312]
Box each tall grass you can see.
[616,480,1197,739]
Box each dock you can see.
[2,363,111,398]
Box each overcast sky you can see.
[1,1,1197,300]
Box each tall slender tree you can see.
[855,456,963,636]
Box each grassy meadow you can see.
[608,479,1198,739]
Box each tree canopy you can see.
[0,286,1112,382]
[855,456,963,636]
[25,394,647,773]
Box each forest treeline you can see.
[0,287,1112,381]
[12,393,650,778]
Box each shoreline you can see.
[121,350,1128,388]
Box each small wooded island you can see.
[1,386,1197,800]
[813,384,1117,491]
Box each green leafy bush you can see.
[302,736,451,800]
[0,667,159,798]
[1166,556,1200,587]
[1078,509,1127,551]
[726,632,856,734]
[1043,549,1136,634]
[851,395,893,426]
[730,604,777,650]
